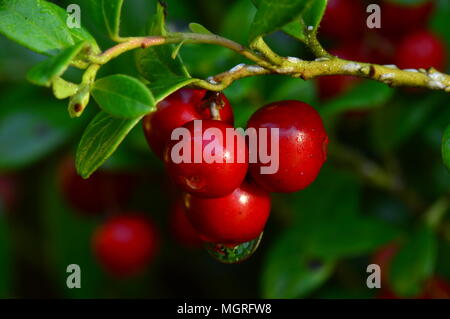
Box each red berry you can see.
[184,180,271,245]
[143,88,233,158]
[247,100,328,193]
[380,0,434,39]
[0,174,19,212]
[394,30,446,71]
[317,43,369,100]
[320,0,365,41]
[420,277,450,299]
[372,242,399,285]
[169,200,203,248]
[164,119,248,198]
[92,215,159,277]
[59,158,136,215]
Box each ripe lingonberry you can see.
[183,180,271,245]
[317,43,369,100]
[380,0,434,39]
[320,0,364,41]
[143,88,234,158]
[92,215,158,277]
[394,30,446,71]
[59,158,135,215]
[247,100,328,193]
[169,200,203,248]
[164,119,248,198]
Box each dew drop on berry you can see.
[204,233,263,264]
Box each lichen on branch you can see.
[83,31,450,95]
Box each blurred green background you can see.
[0,0,449,298]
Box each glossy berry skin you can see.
[143,88,234,158]
[380,0,434,38]
[164,119,248,198]
[317,44,368,100]
[320,0,364,41]
[93,215,158,277]
[247,101,328,193]
[59,158,135,215]
[394,30,446,71]
[184,180,271,245]
[169,200,203,248]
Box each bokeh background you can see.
[0,0,449,298]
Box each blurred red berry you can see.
[420,277,450,299]
[395,30,446,71]
[59,157,136,215]
[380,0,434,39]
[372,242,399,285]
[320,0,365,41]
[93,215,159,277]
[0,174,19,212]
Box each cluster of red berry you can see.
[144,89,328,252]
[318,0,446,100]
[60,89,328,275]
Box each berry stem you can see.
[83,31,450,95]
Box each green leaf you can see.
[320,81,394,117]
[371,94,441,153]
[26,41,86,87]
[147,76,197,102]
[0,85,86,170]
[249,0,327,43]
[52,77,79,99]
[442,124,450,172]
[284,166,398,260]
[262,229,335,298]
[188,22,213,34]
[390,226,438,297]
[306,217,398,259]
[135,1,190,82]
[91,75,155,118]
[76,111,142,178]
[220,0,256,43]
[100,0,123,40]
[0,0,97,55]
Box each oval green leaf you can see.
[249,0,325,43]
[75,111,142,178]
[136,1,190,82]
[0,0,97,55]
[91,75,155,118]
[390,226,438,297]
[147,76,197,102]
[26,41,86,87]
[262,229,335,298]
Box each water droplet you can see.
[204,233,263,264]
